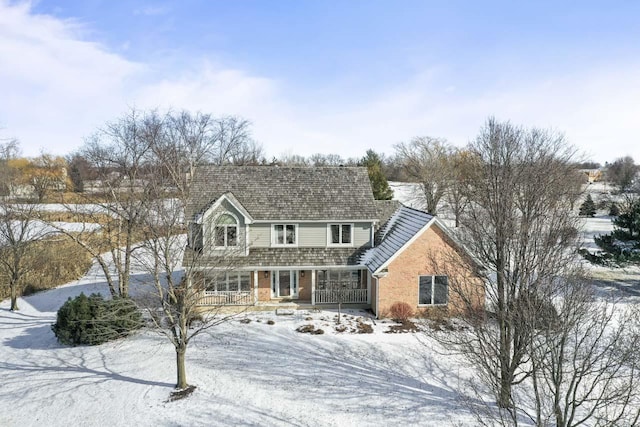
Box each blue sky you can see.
[1,0,639,162]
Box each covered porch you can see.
[196,268,371,307]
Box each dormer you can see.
[190,192,253,256]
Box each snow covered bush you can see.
[52,293,142,346]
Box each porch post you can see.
[374,277,380,319]
[366,270,371,305]
[253,270,259,305]
[311,269,316,305]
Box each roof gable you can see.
[361,205,480,275]
[186,166,378,221]
[361,206,434,274]
[198,192,253,224]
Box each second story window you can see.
[329,224,352,245]
[214,214,238,247]
[273,224,297,246]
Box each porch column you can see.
[253,270,259,305]
[366,270,371,304]
[311,269,316,305]
[374,277,380,318]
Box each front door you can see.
[271,270,299,298]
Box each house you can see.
[183,166,483,318]
[579,168,603,183]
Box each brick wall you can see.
[257,271,271,302]
[298,270,311,300]
[376,224,484,318]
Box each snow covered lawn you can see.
[0,269,476,426]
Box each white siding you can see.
[249,221,373,248]
[299,223,327,247]
[354,222,372,247]
[250,223,271,247]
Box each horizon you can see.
[1,0,639,163]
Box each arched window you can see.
[214,214,238,247]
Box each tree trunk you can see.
[499,371,512,409]
[176,347,187,389]
[10,293,18,311]
[10,278,19,311]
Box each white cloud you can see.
[0,1,142,155]
[0,1,638,164]
[133,5,169,16]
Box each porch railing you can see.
[314,288,368,304]
[199,291,253,306]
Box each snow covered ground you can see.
[0,260,478,426]
[1,187,637,426]
[0,220,101,245]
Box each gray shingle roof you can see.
[186,166,378,221]
[375,199,402,227]
[187,247,366,268]
[361,206,434,273]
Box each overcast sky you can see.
[1,0,639,163]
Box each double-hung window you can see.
[329,224,353,246]
[214,214,238,247]
[418,275,448,305]
[273,224,297,246]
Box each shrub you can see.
[389,302,414,321]
[52,293,143,346]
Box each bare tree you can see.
[27,153,69,202]
[0,138,20,197]
[137,114,246,390]
[565,168,587,212]
[445,149,477,227]
[0,138,20,161]
[278,153,310,166]
[136,193,241,390]
[525,274,640,427]
[230,139,265,165]
[211,116,264,165]
[607,156,637,193]
[0,202,48,310]
[66,154,94,193]
[46,109,157,298]
[394,137,452,214]
[44,108,253,390]
[431,118,581,420]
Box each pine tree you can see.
[609,202,620,217]
[360,149,393,200]
[579,194,596,217]
[613,198,640,239]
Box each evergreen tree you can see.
[591,197,640,264]
[609,202,620,217]
[613,198,640,239]
[360,149,393,200]
[579,194,596,217]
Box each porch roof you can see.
[186,247,367,269]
